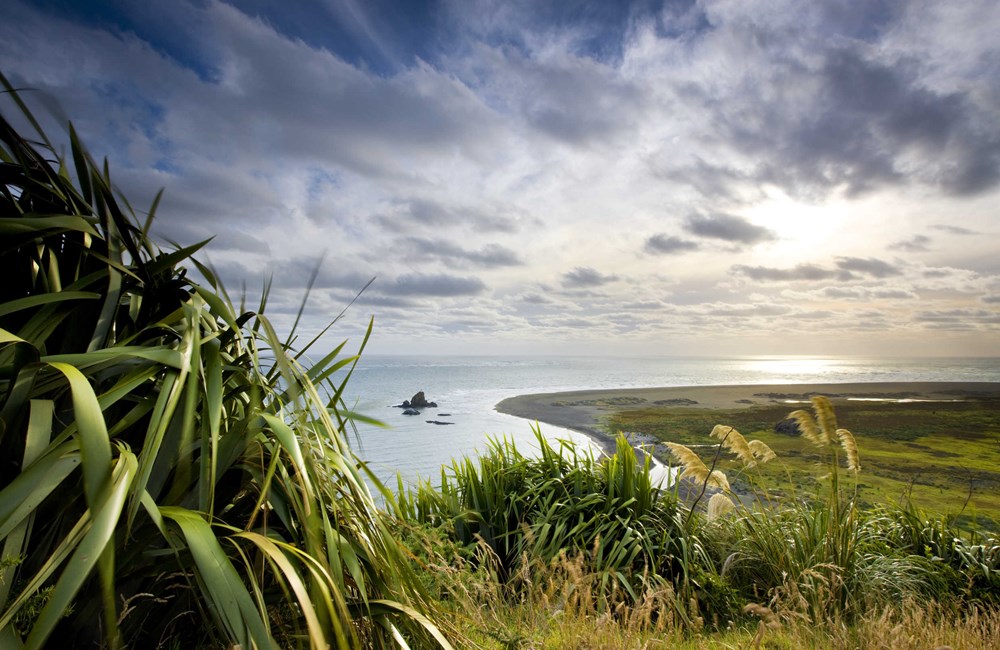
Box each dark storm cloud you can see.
[834,257,902,278]
[561,267,619,288]
[731,264,844,282]
[683,213,775,245]
[382,273,487,297]
[888,235,931,252]
[400,237,522,269]
[644,234,700,255]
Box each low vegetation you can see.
[3,73,998,648]
[398,398,1000,648]
[605,398,1000,529]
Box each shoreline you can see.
[495,381,1000,457]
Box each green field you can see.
[603,399,1000,529]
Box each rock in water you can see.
[402,408,420,416]
[409,391,429,408]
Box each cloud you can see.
[2,0,998,355]
[644,234,699,255]
[381,273,487,297]
[386,198,528,234]
[835,257,903,278]
[888,235,931,252]
[871,289,918,300]
[399,237,522,268]
[731,264,843,282]
[561,267,619,288]
[823,286,867,300]
[913,309,1000,327]
[683,5,1000,199]
[931,224,979,236]
[683,213,775,245]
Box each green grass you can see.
[605,399,1000,529]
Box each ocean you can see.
[331,355,1000,491]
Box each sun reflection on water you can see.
[739,356,841,382]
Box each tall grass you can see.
[0,73,450,648]
[397,398,1000,643]
[398,428,733,625]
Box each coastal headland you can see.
[496,381,1000,454]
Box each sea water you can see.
[330,356,1000,491]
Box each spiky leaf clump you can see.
[0,73,449,648]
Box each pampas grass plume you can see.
[748,439,777,464]
[837,428,861,472]
[710,424,757,467]
[707,470,730,491]
[811,395,837,443]
[707,492,736,521]
[789,409,823,446]
[666,442,730,490]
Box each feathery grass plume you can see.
[710,424,756,467]
[789,409,824,446]
[747,439,777,464]
[837,428,861,472]
[666,442,730,491]
[707,493,736,521]
[707,469,730,491]
[665,442,707,475]
[811,395,837,443]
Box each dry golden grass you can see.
[435,549,1000,649]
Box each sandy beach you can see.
[495,381,1000,454]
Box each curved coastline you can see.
[495,381,1000,457]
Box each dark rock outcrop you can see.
[775,418,801,435]
[425,420,454,425]
[402,408,420,416]
[395,391,437,409]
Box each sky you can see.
[2,0,999,357]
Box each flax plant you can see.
[0,74,450,648]
[398,428,722,620]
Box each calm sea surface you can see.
[331,356,1000,491]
